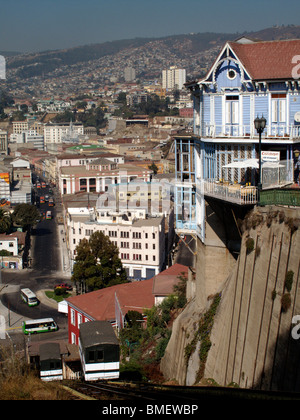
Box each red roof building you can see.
[65,263,189,345]
[228,39,300,81]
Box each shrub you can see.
[251,213,263,229]
[271,289,277,300]
[266,214,272,228]
[281,293,291,313]
[246,237,254,254]
[285,271,294,292]
[278,211,285,224]
[119,360,144,381]
[155,331,171,361]
[285,217,299,235]
[54,287,67,296]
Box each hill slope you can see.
[5,25,300,81]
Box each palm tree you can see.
[0,208,12,234]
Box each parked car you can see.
[54,283,72,291]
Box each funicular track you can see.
[64,380,300,401]
[64,381,203,402]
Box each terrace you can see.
[202,159,293,205]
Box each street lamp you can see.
[254,115,267,199]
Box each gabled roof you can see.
[195,38,300,87]
[228,39,300,81]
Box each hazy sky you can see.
[1,0,299,53]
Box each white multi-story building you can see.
[162,66,186,90]
[66,203,166,281]
[44,122,84,145]
[124,66,136,82]
[10,130,44,150]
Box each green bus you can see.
[21,288,39,306]
[22,318,58,335]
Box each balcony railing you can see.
[202,179,258,205]
[202,123,300,139]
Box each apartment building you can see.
[66,205,166,281]
[44,122,84,145]
[124,66,136,82]
[162,66,186,90]
[12,121,29,134]
[10,130,44,150]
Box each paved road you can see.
[0,183,71,347]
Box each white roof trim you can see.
[198,42,252,86]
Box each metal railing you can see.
[202,179,258,205]
[259,188,300,207]
[203,123,300,139]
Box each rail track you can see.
[64,380,205,402]
[63,380,300,401]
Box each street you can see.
[0,182,70,347]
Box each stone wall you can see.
[161,205,300,391]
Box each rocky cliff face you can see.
[161,206,300,391]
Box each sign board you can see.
[261,151,280,162]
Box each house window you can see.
[71,309,76,325]
[225,96,239,125]
[271,94,286,123]
[227,69,237,80]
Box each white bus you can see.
[21,288,39,306]
[22,318,58,335]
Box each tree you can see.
[11,203,40,231]
[0,208,12,234]
[148,163,158,175]
[72,231,127,291]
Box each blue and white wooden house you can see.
[174,38,300,241]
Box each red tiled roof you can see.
[229,39,300,81]
[66,263,189,320]
[152,263,189,296]
[66,278,154,321]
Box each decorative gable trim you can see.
[200,42,252,88]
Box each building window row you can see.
[121,253,130,260]
[120,241,130,248]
